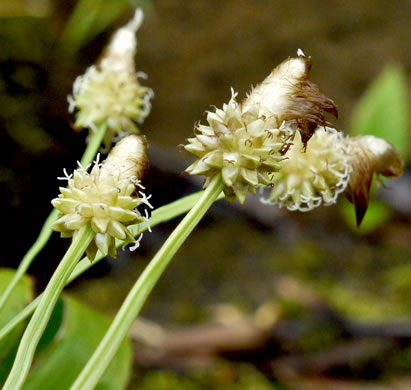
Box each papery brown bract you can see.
[244,53,338,148]
[345,135,404,226]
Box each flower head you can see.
[68,9,153,149]
[260,127,351,211]
[181,51,404,225]
[243,50,337,148]
[344,135,404,226]
[52,135,150,260]
[183,91,287,203]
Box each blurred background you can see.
[0,0,410,389]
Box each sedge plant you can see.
[0,9,153,316]
[70,51,404,389]
[1,8,404,390]
[2,9,153,389]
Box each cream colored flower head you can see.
[52,135,151,260]
[183,90,288,203]
[68,9,153,149]
[260,127,351,211]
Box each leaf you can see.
[24,295,131,390]
[58,0,132,57]
[349,63,410,159]
[0,269,33,384]
[340,198,393,234]
[342,63,410,231]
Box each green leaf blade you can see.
[0,269,33,385]
[342,63,410,231]
[23,295,131,390]
[350,63,410,159]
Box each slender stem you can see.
[80,122,107,167]
[0,190,224,343]
[3,225,95,390]
[70,175,223,390]
[0,123,106,315]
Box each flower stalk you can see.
[70,175,224,390]
[0,122,107,315]
[3,224,95,390]
[0,190,224,344]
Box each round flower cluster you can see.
[52,135,150,260]
[261,127,351,211]
[182,52,404,224]
[183,92,288,203]
[68,8,153,149]
[69,66,153,149]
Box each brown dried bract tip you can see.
[345,135,404,227]
[283,55,338,147]
[243,50,338,149]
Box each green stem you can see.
[3,225,95,390]
[0,123,106,315]
[70,175,223,390]
[80,122,107,167]
[0,190,224,343]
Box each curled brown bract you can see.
[345,136,404,226]
[243,54,338,149]
[282,56,338,147]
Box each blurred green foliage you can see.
[0,270,132,390]
[349,63,410,158]
[0,270,33,382]
[59,0,151,58]
[341,63,410,232]
[131,364,283,390]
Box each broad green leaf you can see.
[0,269,33,384]
[349,63,410,158]
[24,295,131,390]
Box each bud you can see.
[345,135,404,226]
[182,91,287,203]
[243,50,337,148]
[260,127,351,211]
[68,9,153,149]
[98,9,144,73]
[103,133,149,181]
[52,135,150,260]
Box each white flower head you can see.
[68,9,153,149]
[183,91,289,203]
[260,127,351,211]
[52,135,150,260]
